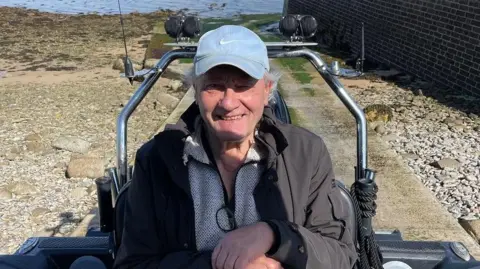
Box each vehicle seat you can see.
[113,179,358,252]
[113,180,131,252]
[335,180,358,247]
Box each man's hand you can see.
[211,222,275,269]
[245,255,283,269]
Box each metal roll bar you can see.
[115,45,368,192]
[116,49,196,190]
[267,48,368,181]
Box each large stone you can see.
[24,133,42,142]
[112,58,124,71]
[26,141,44,153]
[412,96,424,106]
[459,219,480,244]
[465,175,478,182]
[9,146,21,154]
[52,136,91,154]
[5,152,19,161]
[432,158,461,169]
[54,161,67,169]
[169,80,184,92]
[0,188,13,200]
[71,187,87,199]
[156,93,179,109]
[364,104,393,123]
[165,65,189,81]
[401,153,420,160]
[143,58,159,69]
[31,207,50,218]
[443,117,457,125]
[112,58,141,72]
[442,179,459,188]
[66,156,104,179]
[450,124,464,133]
[425,112,439,120]
[374,123,386,134]
[6,182,37,195]
[87,184,97,195]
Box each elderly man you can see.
[114,25,357,269]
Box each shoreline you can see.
[0,5,179,15]
[0,4,282,18]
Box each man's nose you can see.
[218,87,239,110]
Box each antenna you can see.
[360,22,365,73]
[356,22,365,73]
[117,0,135,85]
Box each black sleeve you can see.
[113,147,213,269]
[265,138,358,269]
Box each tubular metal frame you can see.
[115,45,368,192]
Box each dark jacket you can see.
[113,103,358,269]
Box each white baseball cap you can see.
[194,25,270,79]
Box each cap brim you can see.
[194,54,266,80]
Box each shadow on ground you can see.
[313,45,480,118]
[46,212,84,236]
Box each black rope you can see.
[350,181,383,269]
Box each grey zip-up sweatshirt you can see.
[182,117,267,251]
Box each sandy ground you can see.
[0,7,188,254]
[0,6,173,71]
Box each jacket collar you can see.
[181,116,266,166]
[164,102,289,163]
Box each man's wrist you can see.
[261,220,281,255]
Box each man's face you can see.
[196,65,271,143]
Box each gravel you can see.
[348,78,480,221]
[0,73,188,254]
[0,6,190,253]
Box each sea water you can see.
[0,0,284,17]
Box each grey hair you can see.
[183,66,282,106]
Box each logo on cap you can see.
[219,38,241,45]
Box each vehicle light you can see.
[279,14,318,41]
[165,15,202,40]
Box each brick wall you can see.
[286,0,480,97]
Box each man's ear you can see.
[267,80,273,91]
[193,87,200,104]
[264,80,273,105]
